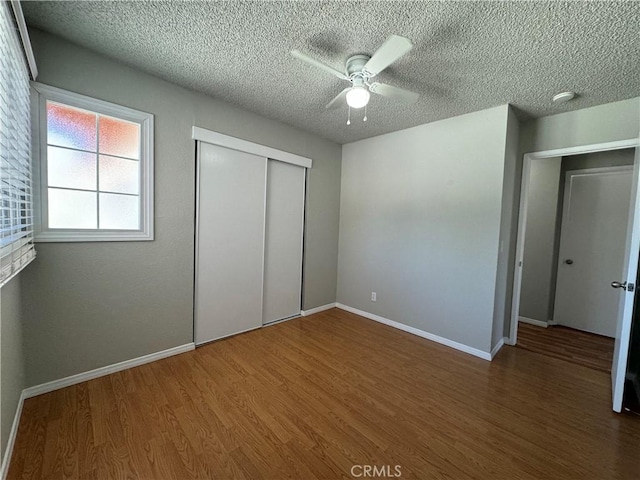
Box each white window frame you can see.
[32,82,154,242]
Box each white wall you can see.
[519,158,561,322]
[338,105,511,354]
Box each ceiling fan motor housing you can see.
[346,55,371,77]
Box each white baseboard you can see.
[491,337,508,359]
[518,316,549,328]
[1,391,25,480]
[301,302,337,316]
[335,303,492,361]
[23,343,195,399]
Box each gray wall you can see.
[22,29,341,386]
[1,276,26,458]
[338,105,510,354]
[519,158,561,322]
[520,98,640,153]
[492,106,520,348]
[562,149,636,173]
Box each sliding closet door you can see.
[195,143,266,344]
[262,160,305,324]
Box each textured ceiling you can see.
[23,1,640,144]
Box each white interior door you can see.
[612,147,640,412]
[554,167,632,337]
[262,160,305,324]
[195,142,266,344]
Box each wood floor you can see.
[8,309,640,479]
[517,322,615,372]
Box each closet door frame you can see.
[192,127,312,169]
[192,126,312,344]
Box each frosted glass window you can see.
[48,189,97,229]
[47,101,97,152]
[99,116,140,159]
[47,146,97,190]
[99,155,139,194]
[99,193,139,230]
[35,84,153,241]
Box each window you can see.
[0,1,37,286]
[32,83,154,241]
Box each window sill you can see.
[35,230,154,243]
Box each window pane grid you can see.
[43,143,140,163]
[0,1,36,286]
[48,185,139,197]
[45,103,142,231]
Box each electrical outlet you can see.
[371,292,377,302]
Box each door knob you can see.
[611,281,628,290]
[564,259,574,265]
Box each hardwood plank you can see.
[87,376,118,447]
[6,405,46,480]
[7,309,640,479]
[76,382,97,477]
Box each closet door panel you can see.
[195,143,266,344]
[263,160,305,324]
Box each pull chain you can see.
[347,106,351,125]
[363,104,368,122]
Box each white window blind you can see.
[0,1,37,286]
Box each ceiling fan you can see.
[291,35,420,115]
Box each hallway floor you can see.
[517,322,615,372]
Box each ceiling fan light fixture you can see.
[346,86,370,109]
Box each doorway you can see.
[510,140,640,412]
[516,153,633,368]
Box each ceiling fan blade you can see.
[326,88,350,109]
[291,50,349,80]
[364,35,413,76]
[369,82,419,104]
